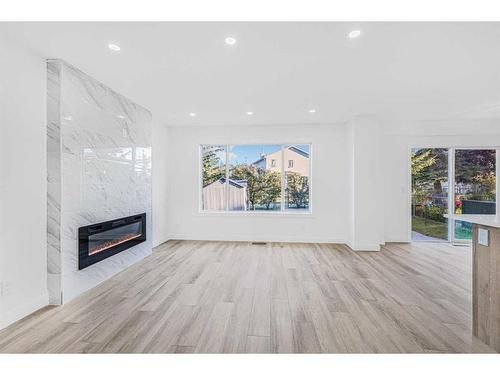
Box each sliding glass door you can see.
[453,149,496,241]
[411,148,449,241]
[411,147,498,243]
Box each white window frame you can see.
[199,143,313,215]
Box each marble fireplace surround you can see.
[47,60,152,304]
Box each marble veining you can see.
[47,60,152,304]
[47,61,62,304]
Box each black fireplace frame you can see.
[78,213,146,270]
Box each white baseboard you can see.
[153,236,170,248]
[384,236,411,243]
[0,292,48,330]
[345,241,381,252]
[166,233,346,244]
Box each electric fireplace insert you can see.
[78,213,146,270]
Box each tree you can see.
[411,148,445,190]
[202,146,225,187]
[413,148,496,189]
[411,148,446,200]
[230,165,281,210]
[411,149,436,176]
[455,150,496,184]
[470,172,496,200]
[230,164,261,209]
[286,173,309,208]
[455,150,496,201]
[260,171,281,209]
[411,148,496,219]
[411,149,441,217]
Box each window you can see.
[411,147,497,242]
[201,145,226,211]
[411,148,449,241]
[201,144,311,212]
[454,149,496,240]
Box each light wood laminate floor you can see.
[0,240,495,353]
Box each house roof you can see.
[214,178,247,188]
[288,146,309,158]
[252,146,309,165]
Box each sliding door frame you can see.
[409,146,499,244]
[447,149,455,243]
[451,147,499,244]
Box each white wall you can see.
[348,116,384,251]
[383,119,500,242]
[165,124,350,243]
[0,35,48,329]
[164,118,500,248]
[153,119,170,247]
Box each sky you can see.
[229,144,310,165]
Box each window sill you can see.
[195,210,315,218]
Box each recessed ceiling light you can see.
[225,36,236,45]
[117,115,126,119]
[189,112,197,117]
[108,43,121,51]
[246,111,254,115]
[308,109,316,114]
[348,30,361,39]
[63,115,72,121]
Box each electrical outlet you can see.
[0,280,11,297]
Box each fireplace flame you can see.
[89,233,142,256]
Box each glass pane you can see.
[454,149,496,240]
[411,148,449,241]
[201,145,226,211]
[454,220,474,240]
[284,144,310,211]
[88,222,142,255]
[228,144,282,211]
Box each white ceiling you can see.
[2,22,500,126]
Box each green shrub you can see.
[424,206,446,222]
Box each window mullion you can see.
[496,149,499,216]
[280,144,285,211]
[448,148,455,242]
[225,144,229,211]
